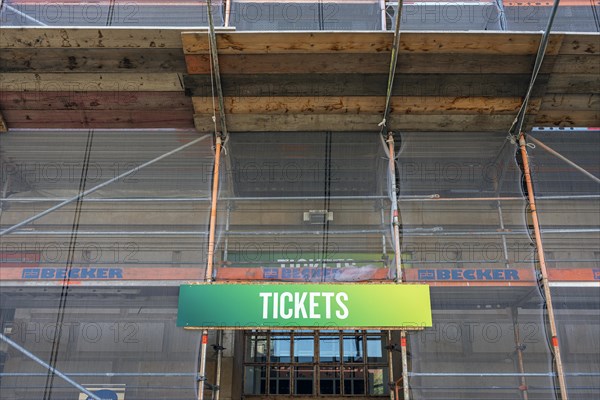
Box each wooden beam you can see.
[558,34,600,55]
[0,73,185,92]
[552,55,600,74]
[2,109,194,129]
[183,74,533,98]
[192,96,530,115]
[0,48,187,73]
[0,91,193,111]
[185,53,545,75]
[0,27,187,49]
[533,111,600,127]
[193,113,516,132]
[182,31,394,54]
[539,94,600,112]
[0,111,6,132]
[546,74,600,94]
[182,31,576,55]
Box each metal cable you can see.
[379,0,403,136]
[508,0,562,137]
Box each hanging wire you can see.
[507,0,562,142]
[43,129,94,400]
[379,0,403,136]
[206,0,228,139]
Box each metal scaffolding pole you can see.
[400,330,410,400]
[0,333,103,400]
[528,135,600,184]
[511,307,530,400]
[198,136,223,400]
[387,134,403,283]
[518,133,568,400]
[0,135,210,237]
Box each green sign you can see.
[177,284,432,329]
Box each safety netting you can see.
[212,131,396,282]
[527,129,600,399]
[2,0,597,31]
[400,132,558,399]
[0,129,213,399]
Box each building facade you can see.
[0,1,599,399]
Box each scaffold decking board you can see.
[0,73,185,92]
[0,28,597,130]
[191,96,529,115]
[193,114,518,132]
[0,111,7,132]
[1,110,194,129]
[181,31,560,55]
[0,91,193,111]
[0,27,186,48]
[0,48,187,73]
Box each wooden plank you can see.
[182,31,556,55]
[552,55,600,74]
[182,31,393,54]
[533,111,600,127]
[539,94,600,111]
[0,48,187,73]
[185,53,542,75]
[0,27,187,49]
[0,111,6,132]
[192,96,529,115]
[194,113,515,132]
[546,74,600,94]
[2,109,194,129]
[0,91,192,111]
[0,73,185,92]
[183,74,533,98]
[558,34,600,55]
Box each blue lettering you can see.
[70,268,80,279]
[79,268,96,279]
[463,270,475,280]
[109,268,123,278]
[476,270,493,280]
[437,270,450,280]
[96,268,107,278]
[505,269,519,280]
[41,269,55,279]
[451,270,463,280]
[492,270,504,280]
[22,269,40,279]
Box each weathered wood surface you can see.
[0,111,6,132]
[0,28,186,49]
[0,29,597,131]
[0,91,192,111]
[194,113,517,132]
[2,109,194,129]
[192,96,530,115]
[185,53,548,75]
[0,48,187,72]
[0,73,185,92]
[183,74,536,98]
[182,31,559,55]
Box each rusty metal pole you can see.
[518,132,568,400]
[198,136,223,400]
[511,307,529,400]
[400,331,410,400]
[387,133,403,283]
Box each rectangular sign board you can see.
[177,283,432,329]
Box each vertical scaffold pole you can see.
[387,133,403,283]
[198,136,223,400]
[518,132,568,400]
[400,330,409,400]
